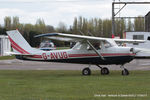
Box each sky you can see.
[0,0,150,28]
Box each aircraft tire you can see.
[122,68,129,75]
[82,68,91,75]
[101,67,109,75]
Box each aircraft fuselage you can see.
[16,46,135,65]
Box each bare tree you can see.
[4,16,11,30]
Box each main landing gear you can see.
[96,65,110,75]
[82,67,91,75]
[82,64,129,76]
[82,65,110,75]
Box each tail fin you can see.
[6,30,33,54]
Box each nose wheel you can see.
[120,65,129,76]
[122,68,129,75]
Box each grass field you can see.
[0,70,149,100]
[0,55,15,60]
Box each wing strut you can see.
[86,40,105,60]
[79,30,105,60]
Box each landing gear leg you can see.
[96,65,109,75]
[120,65,129,76]
[82,64,91,75]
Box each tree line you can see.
[71,16,144,38]
[0,16,144,47]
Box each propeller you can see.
[133,48,150,54]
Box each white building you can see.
[0,35,11,56]
[124,32,150,58]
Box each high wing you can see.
[35,33,107,42]
[35,33,145,43]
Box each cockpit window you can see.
[104,41,112,48]
[87,41,112,50]
[87,43,101,50]
[93,43,101,49]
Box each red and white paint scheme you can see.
[6,30,145,76]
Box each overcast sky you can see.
[0,0,150,27]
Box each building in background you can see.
[124,32,150,58]
[0,35,11,56]
[123,11,150,58]
[145,11,150,32]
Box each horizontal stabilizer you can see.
[4,52,34,56]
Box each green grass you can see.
[0,55,15,60]
[0,70,149,100]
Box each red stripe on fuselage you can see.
[28,55,42,58]
[27,53,135,59]
[102,53,135,56]
[23,53,135,60]
[68,53,135,58]
[68,54,97,57]
[8,36,30,54]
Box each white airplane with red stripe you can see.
[6,30,145,76]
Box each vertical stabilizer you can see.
[6,30,33,54]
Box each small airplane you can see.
[6,30,145,76]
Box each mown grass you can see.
[0,70,149,100]
[0,55,15,60]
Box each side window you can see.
[104,43,111,48]
[93,43,101,50]
[104,41,111,48]
[133,35,144,45]
[133,35,144,40]
[87,43,101,50]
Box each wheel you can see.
[101,67,109,75]
[122,68,129,75]
[82,68,91,75]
